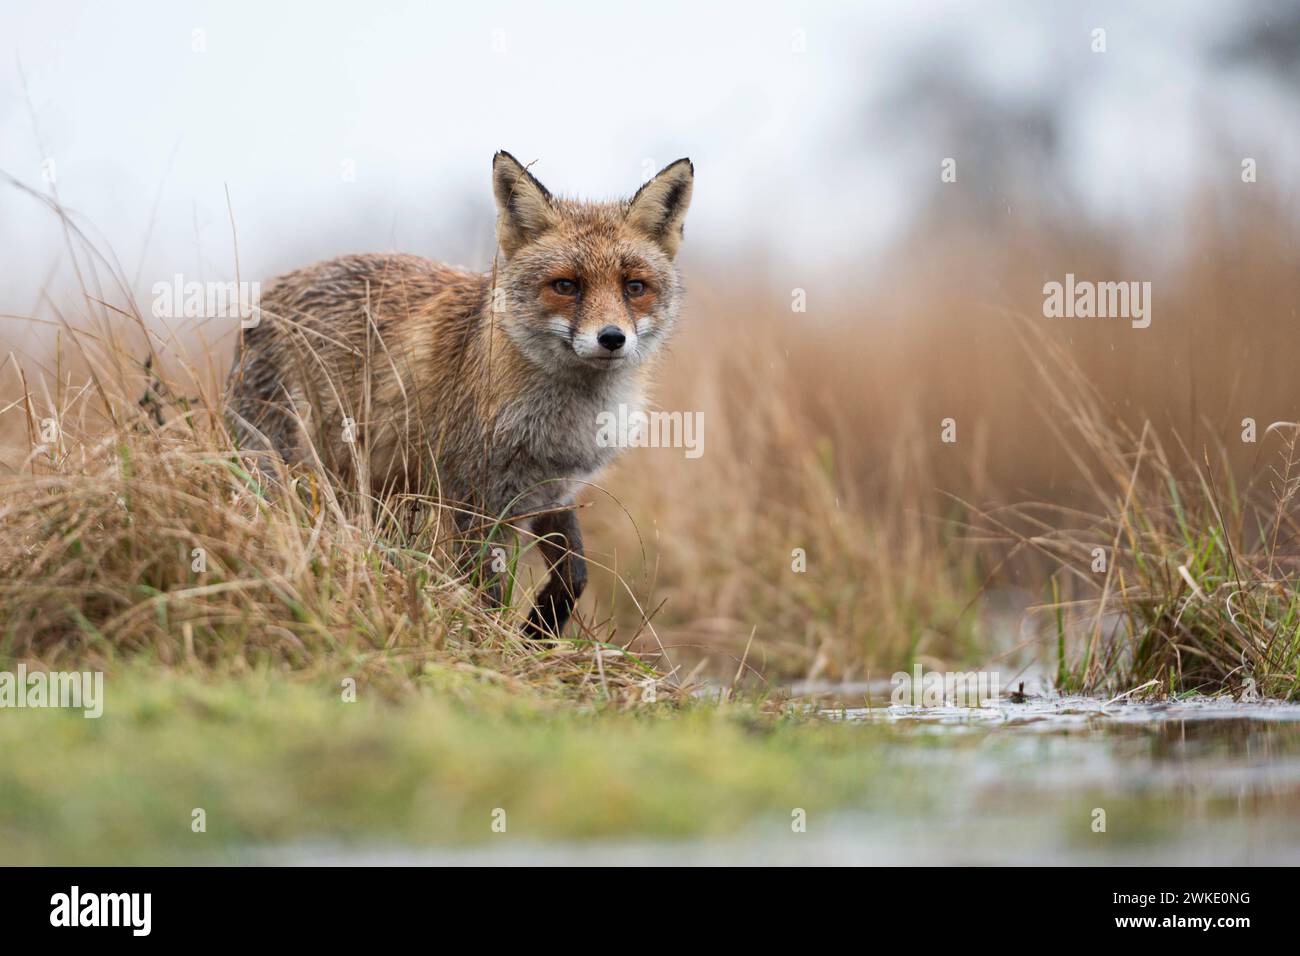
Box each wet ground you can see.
[258,690,1300,865]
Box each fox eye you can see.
[625,280,647,297]
[551,279,578,296]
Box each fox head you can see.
[490,151,693,375]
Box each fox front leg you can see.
[524,509,587,641]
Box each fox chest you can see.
[487,383,639,512]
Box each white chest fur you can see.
[489,372,643,510]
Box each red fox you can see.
[226,151,694,639]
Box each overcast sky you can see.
[1,0,1296,322]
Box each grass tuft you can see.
[966,323,1300,699]
[0,320,671,708]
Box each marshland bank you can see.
[3,670,1298,865]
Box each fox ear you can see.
[493,151,557,256]
[627,158,693,258]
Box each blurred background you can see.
[3,0,1299,680]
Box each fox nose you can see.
[596,325,627,352]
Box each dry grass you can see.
[584,305,986,681]
[4,190,1300,698]
[961,322,1300,699]
[585,199,1300,692]
[0,320,675,708]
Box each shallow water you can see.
[833,691,1300,725]
[816,692,1300,864]
[257,692,1300,865]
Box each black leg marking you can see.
[524,509,587,641]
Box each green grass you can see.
[0,666,912,864]
[6,664,1300,864]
